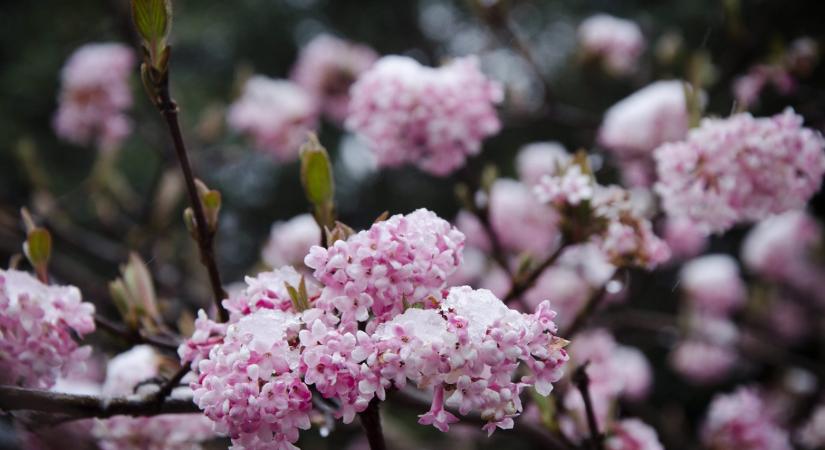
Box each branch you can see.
[358,399,387,450]
[0,385,199,420]
[503,243,565,302]
[94,314,181,353]
[561,282,610,337]
[572,364,604,450]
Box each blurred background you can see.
[1,0,825,449]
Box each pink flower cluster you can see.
[516,141,571,186]
[701,387,792,450]
[346,56,503,176]
[94,346,215,450]
[305,209,465,328]
[183,209,570,448]
[797,404,825,449]
[0,270,95,389]
[488,179,560,258]
[578,14,645,75]
[534,163,670,268]
[734,65,795,109]
[262,214,321,269]
[605,419,665,450]
[227,76,318,161]
[679,255,746,316]
[53,43,135,151]
[291,34,378,123]
[654,109,825,233]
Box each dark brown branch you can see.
[153,66,228,323]
[358,398,386,450]
[94,314,181,353]
[0,385,199,420]
[562,282,610,337]
[573,364,604,450]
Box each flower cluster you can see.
[488,179,560,258]
[701,387,792,450]
[578,14,645,75]
[654,109,825,233]
[53,43,135,151]
[305,209,465,328]
[605,419,665,450]
[262,214,321,269]
[227,76,318,161]
[94,346,215,450]
[346,55,503,176]
[534,160,670,268]
[0,269,95,389]
[291,34,378,123]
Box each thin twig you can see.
[358,398,387,450]
[153,365,190,406]
[503,243,565,302]
[94,314,181,353]
[562,283,610,338]
[573,363,604,450]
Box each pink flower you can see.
[680,255,746,315]
[516,142,571,186]
[654,109,825,233]
[578,15,645,75]
[670,339,737,385]
[599,80,691,158]
[701,387,792,450]
[291,34,378,123]
[606,419,664,450]
[95,346,215,450]
[523,266,591,330]
[733,65,795,109]
[223,266,321,320]
[227,76,318,161]
[305,209,465,328]
[262,214,321,269]
[797,404,825,449]
[662,218,708,260]
[0,270,95,389]
[489,179,560,258]
[53,43,134,151]
[346,55,503,176]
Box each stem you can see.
[94,314,181,353]
[358,399,387,450]
[562,283,609,337]
[0,385,199,420]
[153,365,190,405]
[503,244,565,302]
[154,71,228,323]
[573,363,604,450]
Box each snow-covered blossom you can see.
[516,142,570,186]
[223,266,321,320]
[662,218,708,260]
[606,419,665,450]
[654,109,825,233]
[291,34,378,123]
[0,270,95,389]
[227,76,318,161]
[797,403,825,449]
[262,214,321,269]
[680,255,746,315]
[192,310,310,450]
[742,210,825,304]
[599,80,691,158]
[95,346,214,450]
[578,14,645,75]
[535,165,594,206]
[370,286,569,434]
[701,387,792,450]
[489,179,560,258]
[305,209,465,328]
[53,43,134,151]
[346,55,503,176]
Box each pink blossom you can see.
[223,266,321,320]
[523,266,591,330]
[95,346,215,450]
[0,270,95,389]
[489,179,560,258]
[701,387,792,450]
[53,43,134,151]
[733,65,795,109]
[291,34,378,123]
[797,403,825,449]
[578,15,645,75]
[670,339,737,385]
[305,209,465,328]
[262,214,321,269]
[516,141,570,186]
[454,210,492,252]
[606,419,664,450]
[346,55,503,176]
[599,80,691,158]
[227,76,318,161]
[680,255,746,315]
[662,218,708,260]
[654,109,825,233]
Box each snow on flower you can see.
[680,254,746,315]
[701,387,792,450]
[291,34,378,123]
[223,266,321,320]
[262,214,321,269]
[346,55,503,176]
[94,346,214,450]
[227,76,318,161]
[516,141,571,186]
[578,14,645,75]
[53,43,135,151]
[654,109,825,233]
[0,269,95,389]
[305,209,465,328]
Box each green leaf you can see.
[131,0,171,46]
[300,134,334,208]
[25,228,51,267]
